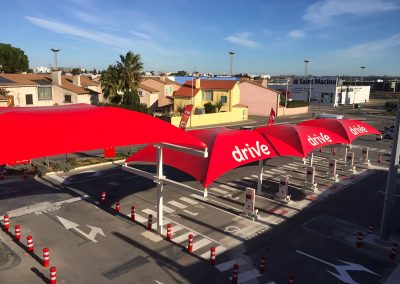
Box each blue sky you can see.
[1,0,400,75]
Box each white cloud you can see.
[71,10,105,26]
[288,30,305,39]
[25,16,170,55]
[129,30,151,41]
[329,33,400,60]
[225,32,261,48]
[304,0,399,27]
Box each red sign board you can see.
[179,105,194,130]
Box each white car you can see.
[311,113,344,119]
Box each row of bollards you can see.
[2,215,57,283]
[0,169,28,181]
[231,261,294,284]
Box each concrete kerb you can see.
[45,159,126,176]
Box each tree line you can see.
[0,43,29,73]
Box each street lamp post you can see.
[284,78,289,116]
[304,60,309,76]
[229,51,235,76]
[360,66,366,82]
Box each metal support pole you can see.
[156,146,164,235]
[257,159,264,195]
[380,96,400,240]
[308,152,314,167]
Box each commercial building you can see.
[290,76,370,107]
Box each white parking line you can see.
[219,184,238,191]
[179,196,198,205]
[191,238,212,252]
[199,245,228,259]
[209,187,230,195]
[171,232,194,244]
[167,200,187,209]
[215,258,247,272]
[129,213,147,223]
[161,205,175,214]
[183,209,198,216]
[141,208,157,217]
[270,168,287,174]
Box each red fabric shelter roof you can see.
[298,119,381,144]
[255,124,349,157]
[0,104,206,165]
[126,127,277,188]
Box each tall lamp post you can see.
[360,66,366,82]
[304,60,311,104]
[229,51,235,76]
[50,48,60,71]
[304,60,309,76]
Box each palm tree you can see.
[116,51,143,94]
[100,65,119,102]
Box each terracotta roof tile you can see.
[174,79,237,97]
[139,83,159,93]
[232,103,248,108]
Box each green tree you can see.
[117,51,143,94]
[215,100,224,113]
[0,43,29,73]
[100,65,120,101]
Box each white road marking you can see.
[220,184,238,191]
[238,268,260,283]
[270,168,287,174]
[171,232,194,244]
[48,174,70,184]
[164,225,184,234]
[209,187,229,195]
[57,216,105,243]
[161,205,175,214]
[53,195,89,206]
[191,238,212,252]
[282,165,298,171]
[128,213,147,223]
[200,245,228,259]
[183,209,198,216]
[142,208,158,217]
[167,200,187,209]
[215,258,247,272]
[179,196,198,205]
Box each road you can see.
[0,111,398,283]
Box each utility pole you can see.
[380,95,400,240]
[229,51,235,76]
[304,60,309,76]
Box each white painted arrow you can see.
[57,216,105,243]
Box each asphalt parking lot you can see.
[1,113,399,283]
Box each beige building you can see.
[141,77,181,112]
[0,94,7,106]
[0,72,103,107]
[138,83,159,111]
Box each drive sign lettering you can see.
[307,132,332,146]
[349,125,368,135]
[232,141,271,162]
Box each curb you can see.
[45,159,126,176]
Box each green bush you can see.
[204,102,217,113]
[286,100,309,108]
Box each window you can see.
[38,87,52,100]
[64,95,72,103]
[138,91,143,97]
[202,90,213,101]
[25,94,33,105]
[220,95,227,103]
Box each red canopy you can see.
[126,127,278,188]
[298,118,381,143]
[255,124,349,157]
[0,104,206,165]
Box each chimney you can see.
[51,71,62,86]
[73,75,81,86]
[160,75,166,82]
[195,78,201,89]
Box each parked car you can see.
[383,125,395,139]
[311,113,344,119]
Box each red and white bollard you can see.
[188,234,194,253]
[390,242,398,260]
[147,214,153,230]
[50,266,57,284]
[332,147,337,155]
[27,235,34,253]
[101,191,106,205]
[116,201,120,212]
[259,256,266,274]
[288,273,295,283]
[319,147,322,153]
[368,224,373,234]
[167,224,172,240]
[210,247,216,266]
[356,232,363,248]
[231,264,239,284]
[131,206,135,222]
[23,169,27,180]
[378,155,382,163]
[3,214,9,231]
[15,225,21,241]
[43,248,50,267]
